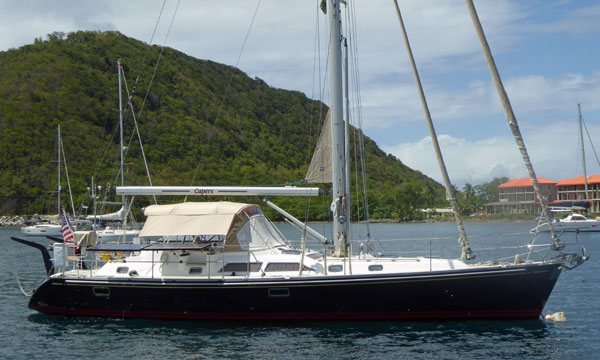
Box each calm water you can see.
[1,222,598,359]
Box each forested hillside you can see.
[0,31,445,220]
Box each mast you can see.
[343,38,351,247]
[57,124,61,215]
[578,103,589,201]
[117,60,129,242]
[328,0,348,257]
[118,60,126,209]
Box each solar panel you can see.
[144,243,211,251]
[87,243,149,252]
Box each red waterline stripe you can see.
[30,306,542,320]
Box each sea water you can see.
[1,223,598,359]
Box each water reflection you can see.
[26,315,555,360]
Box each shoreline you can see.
[0,216,27,227]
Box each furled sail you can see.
[86,206,125,221]
[305,110,332,183]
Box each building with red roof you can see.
[487,177,557,214]
[487,175,600,214]
[496,177,557,189]
[555,175,600,213]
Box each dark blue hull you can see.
[29,262,562,320]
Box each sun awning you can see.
[140,202,252,237]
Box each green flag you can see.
[320,0,326,14]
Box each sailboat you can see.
[87,60,141,243]
[11,1,587,320]
[531,104,600,233]
[21,125,75,237]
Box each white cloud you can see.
[383,135,521,188]
[384,118,600,189]
[505,71,600,116]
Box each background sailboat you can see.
[86,60,144,243]
[21,124,76,237]
[531,103,600,233]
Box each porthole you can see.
[189,267,203,274]
[328,265,343,272]
[368,264,383,271]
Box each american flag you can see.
[60,209,75,244]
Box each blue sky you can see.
[1,0,599,188]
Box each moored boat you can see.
[20,223,62,237]
[531,213,600,233]
[24,200,577,320]
[10,0,588,321]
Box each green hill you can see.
[0,31,445,220]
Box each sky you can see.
[1,0,600,189]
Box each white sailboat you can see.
[87,60,141,243]
[531,103,600,233]
[12,1,587,320]
[21,125,74,237]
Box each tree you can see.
[0,31,447,217]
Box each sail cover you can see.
[86,206,125,221]
[140,202,287,251]
[305,110,332,183]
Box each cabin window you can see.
[280,249,302,255]
[265,263,300,272]
[328,265,343,272]
[368,264,383,272]
[189,267,203,274]
[116,266,129,274]
[220,263,262,272]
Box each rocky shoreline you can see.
[0,216,26,227]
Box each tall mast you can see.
[57,124,61,215]
[328,0,348,257]
[578,103,589,201]
[118,60,125,209]
[343,38,351,246]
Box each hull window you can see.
[189,267,203,274]
[92,287,110,297]
[368,264,383,271]
[328,265,343,272]
[268,288,290,297]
